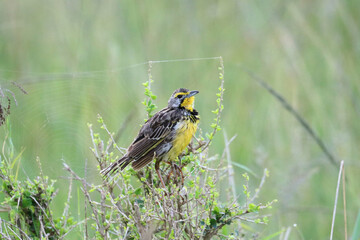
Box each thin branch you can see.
[62,176,73,230]
[106,192,131,221]
[89,125,100,159]
[0,233,11,240]
[250,168,268,203]
[146,61,153,119]
[6,224,23,240]
[38,215,48,240]
[29,196,60,236]
[63,161,101,239]
[223,131,237,201]
[202,56,225,151]
[97,114,127,154]
[60,220,86,239]
[84,159,89,240]
[4,89,18,106]
[11,82,28,95]
[0,219,32,240]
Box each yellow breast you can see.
[167,119,198,160]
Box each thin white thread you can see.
[0,56,222,79]
[149,56,221,63]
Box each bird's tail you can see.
[100,156,131,178]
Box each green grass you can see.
[1,0,359,239]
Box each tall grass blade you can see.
[351,211,360,240]
[330,160,344,240]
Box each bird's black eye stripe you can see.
[176,95,182,98]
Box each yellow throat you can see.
[180,96,195,111]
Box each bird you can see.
[101,88,200,187]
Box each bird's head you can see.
[168,88,199,111]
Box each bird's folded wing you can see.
[127,109,177,160]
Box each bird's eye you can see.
[176,95,182,99]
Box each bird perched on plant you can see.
[101,88,200,187]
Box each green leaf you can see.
[205,218,210,225]
[22,196,32,208]
[248,203,259,212]
[210,218,217,228]
[212,206,220,215]
[187,180,194,188]
[134,188,142,195]
[211,109,219,114]
[195,189,201,199]
[169,229,175,239]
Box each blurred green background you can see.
[1,0,359,239]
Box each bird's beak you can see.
[186,90,199,98]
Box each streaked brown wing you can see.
[127,138,165,159]
[126,108,179,167]
[131,153,155,170]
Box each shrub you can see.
[0,60,275,239]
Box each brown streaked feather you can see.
[132,108,176,142]
[126,109,177,159]
[132,152,155,170]
[127,138,161,159]
[102,108,181,177]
